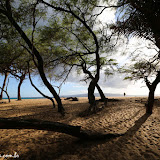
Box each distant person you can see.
[124,92,126,97]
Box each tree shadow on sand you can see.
[0,112,151,160]
[24,113,151,159]
[124,113,150,137]
[106,113,151,157]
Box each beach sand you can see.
[0,97,160,160]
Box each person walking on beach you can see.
[124,92,126,97]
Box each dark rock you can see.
[71,97,79,101]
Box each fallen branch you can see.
[0,118,124,140]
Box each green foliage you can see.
[39,0,116,79]
[113,0,160,43]
[123,76,132,80]
[0,0,117,86]
[122,60,159,81]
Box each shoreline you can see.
[2,95,159,99]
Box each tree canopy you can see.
[112,0,160,48]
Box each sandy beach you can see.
[0,97,160,160]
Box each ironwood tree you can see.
[0,0,125,139]
[123,58,160,114]
[38,0,117,114]
[111,0,160,114]
[0,41,19,100]
[0,0,65,114]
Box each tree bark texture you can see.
[0,72,9,100]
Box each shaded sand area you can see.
[0,97,160,160]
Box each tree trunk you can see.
[0,87,10,103]
[88,80,96,105]
[0,118,124,140]
[87,79,98,113]
[38,66,64,114]
[96,83,107,105]
[145,72,160,114]
[146,88,155,114]
[28,68,56,108]
[17,75,25,101]
[4,7,64,115]
[96,84,106,99]
[0,72,9,100]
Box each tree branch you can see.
[27,62,56,108]
[40,0,100,79]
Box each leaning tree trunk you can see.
[0,87,10,103]
[4,8,64,115]
[28,67,56,108]
[96,84,106,100]
[17,75,25,101]
[38,66,64,114]
[96,83,107,105]
[146,88,155,114]
[0,72,9,100]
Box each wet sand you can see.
[0,97,160,160]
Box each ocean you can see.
[3,97,46,99]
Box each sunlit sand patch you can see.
[0,97,159,160]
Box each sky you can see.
[1,37,160,98]
[1,64,160,98]
[1,38,160,98]
[1,1,160,98]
